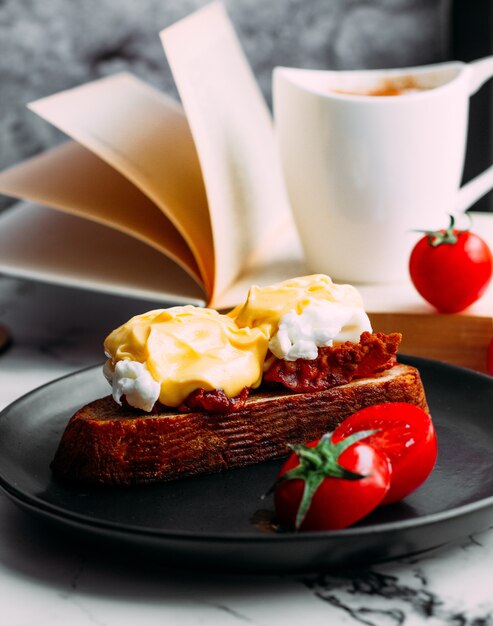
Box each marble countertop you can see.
[1,275,493,626]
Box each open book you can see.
[0,2,304,310]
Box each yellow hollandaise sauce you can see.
[104,306,269,408]
[229,274,367,336]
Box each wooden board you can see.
[370,312,492,374]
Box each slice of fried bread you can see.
[51,363,428,486]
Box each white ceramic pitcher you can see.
[274,57,493,283]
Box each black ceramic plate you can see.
[0,356,493,574]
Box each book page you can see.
[161,2,301,307]
[25,73,215,296]
[0,141,202,284]
[0,203,206,305]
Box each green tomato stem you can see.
[414,213,472,247]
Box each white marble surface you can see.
[1,275,493,625]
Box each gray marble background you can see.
[0,0,450,211]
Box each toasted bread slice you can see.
[51,363,428,486]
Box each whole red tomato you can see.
[409,214,492,313]
[274,431,391,531]
[331,403,437,504]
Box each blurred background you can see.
[0,0,492,212]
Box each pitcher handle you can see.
[456,56,493,212]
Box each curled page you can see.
[0,203,206,305]
[0,141,202,284]
[161,2,300,307]
[26,74,214,295]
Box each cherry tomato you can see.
[331,403,437,504]
[487,338,493,376]
[274,431,391,531]
[409,214,492,313]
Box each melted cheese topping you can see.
[103,276,372,411]
[229,274,371,350]
[104,306,269,409]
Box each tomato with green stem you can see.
[274,430,392,531]
[409,214,492,313]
